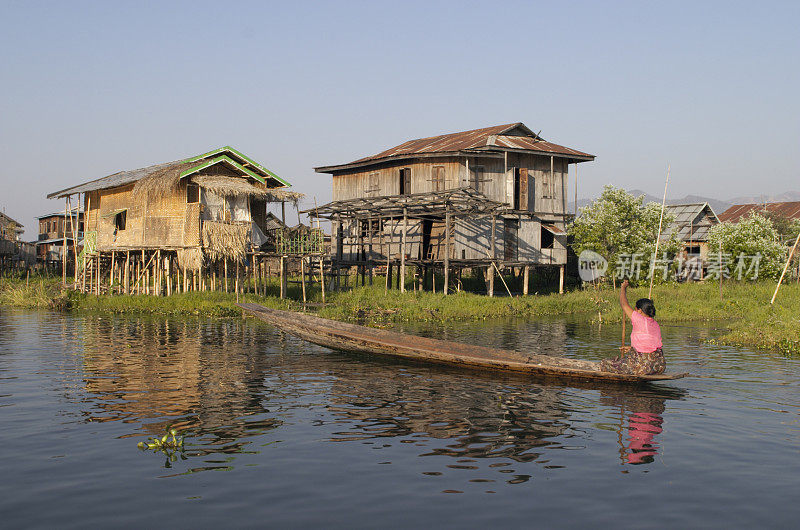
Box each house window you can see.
[470,166,484,193]
[114,210,127,232]
[513,168,530,210]
[187,183,200,203]
[541,225,554,249]
[432,166,445,191]
[399,168,411,195]
[368,172,380,196]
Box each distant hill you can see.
[569,190,800,216]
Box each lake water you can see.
[1,308,798,528]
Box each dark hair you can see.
[635,298,656,318]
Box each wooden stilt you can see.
[124,251,130,294]
[301,257,307,303]
[444,204,450,295]
[400,207,407,293]
[280,255,286,299]
[224,259,228,293]
[523,265,529,296]
[559,264,565,294]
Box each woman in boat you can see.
[600,279,666,375]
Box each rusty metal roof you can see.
[718,201,800,223]
[315,122,595,173]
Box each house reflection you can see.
[76,316,284,451]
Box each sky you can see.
[1,0,798,238]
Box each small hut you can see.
[47,147,301,294]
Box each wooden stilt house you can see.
[312,123,595,295]
[47,147,301,294]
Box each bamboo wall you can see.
[83,182,200,251]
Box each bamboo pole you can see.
[491,260,513,297]
[648,164,670,299]
[771,232,800,305]
[109,250,115,294]
[224,259,228,293]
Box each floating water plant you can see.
[137,427,186,464]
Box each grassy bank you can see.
[2,274,799,354]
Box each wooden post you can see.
[444,204,450,295]
[62,198,68,286]
[400,207,407,293]
[319,256,326,302]
[166,254,172,296]
[523,265,529,296]
[124,251,130,294]
[385,255,391,294]
[280,255,286,299]
[224,258,229,293]
[95,255,100,295]
[108,250,115,294]
[559,264,565,294]
[488,265,495,297]
[155,250,161,296]
[235,259,240,303]
[301,257,307,303]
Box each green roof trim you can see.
[179,155,268,184]
[184,146,290,187]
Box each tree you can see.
[569,186,680,284]
[707,212,787,280]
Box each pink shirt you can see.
[630,311,662,353]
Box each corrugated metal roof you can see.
[315,122,594,173]
[718,201,800,223]
[661,203,719,242]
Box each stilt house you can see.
[312,123,594,294]
[36,208,83,266]
[47,147,300,293]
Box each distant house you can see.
[36,208,83,265]
[661,203,720,260]
[312,122,595,294]
[718,201,800,224]
[0,212,26,269]
[0,211,24,243]
[47,147,300,293]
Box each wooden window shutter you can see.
[519,168,528,210]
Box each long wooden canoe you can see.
[238,303,689,384]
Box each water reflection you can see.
[74,316,284,457]
[30,313,687,475]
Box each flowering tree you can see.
[569,186,680,284]
[707,212,787,280]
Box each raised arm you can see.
[619,279,634,318]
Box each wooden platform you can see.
[238,304,689,384]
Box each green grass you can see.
[2,272,799,354]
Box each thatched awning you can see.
[191,175,303,204]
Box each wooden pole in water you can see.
[400,207,407,293]
[523,265,529,296]
[124,251,130,294]
[444,204,450,295]
[771,231,800,305]
[62,198,68,286]
[648,164,670,299]
[301,257,307,303]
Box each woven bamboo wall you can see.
[85,183,194,251]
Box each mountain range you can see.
[569,190,800,215]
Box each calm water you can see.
[1,308,799,528]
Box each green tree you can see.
[569,185,680,284]
[707,212,787,280]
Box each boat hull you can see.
[238,303,688,384]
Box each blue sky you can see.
[1,0,798,237]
